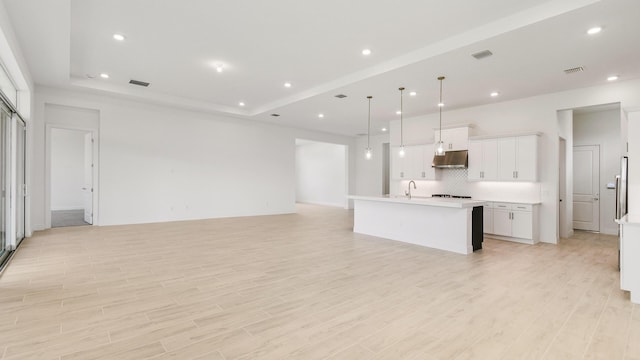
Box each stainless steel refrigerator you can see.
[615,156,629,269]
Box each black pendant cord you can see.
[399,87,405,149]
[367,96,371,150]
[439,78,443,143]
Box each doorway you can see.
[571,103,621,235]
[295,139,348,208]
[50,128,93,227]
[44,104,100,229]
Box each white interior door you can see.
[573,145,599,231]
[82,133,93,225]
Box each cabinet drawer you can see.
[493,203,511,210]
[490,202,533,211]
[511,204,532,211]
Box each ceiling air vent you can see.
[270,113,280,117]
[334,94,347,99]
[129,79,150,87]
[471,50,493,60]
[564,66,584,74]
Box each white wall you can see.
[628,110,640,216]
[354,133,389,196]
[557,109,573,239]
[354,78,640,244]
[50,128,85,210]
[295,140,346,207]
[32,86,356,229]
[0,0,34,237]
[573,108,621,235]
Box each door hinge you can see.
[22,184,27,196]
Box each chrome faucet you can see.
[405,180,416,199]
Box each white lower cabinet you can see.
[483,205,493,234]
[618,217,640,304]
[485,202,538,244]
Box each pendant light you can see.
[435,76,446,156]
[398,87,405,158]
[365,96,373,160]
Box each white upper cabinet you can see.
[412,144,438,180]
[497,135,538,181]
[434,127,469,151]
[468,139,498,181]
[390,144,439,181]
[497,138,517,180]
[390,146,407,180]
[470,133,538,182]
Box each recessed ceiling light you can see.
[490,92,500,97]
[409,91,417,96]
[396,110,402,115]
[587,27,602,35]
[100,73,109,79]
[381,128,388,132]
[238,102,245,107]
[607,75,619,81]
[113,34,125,41]
[318,113,324,118]
[438,102,444,107]
[215,65,224,73]
[284,82,292,88]
[362,49,372,56]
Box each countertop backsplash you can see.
[393,169,541,203]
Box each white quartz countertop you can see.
[349,195,487,209]
[478,200,542,205]
[616,214,640,225]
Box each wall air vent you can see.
[129,79,150,87]
[270,113,280,117]
[471,50,493,60]
[334,94,348,99]
[564,66,584,74]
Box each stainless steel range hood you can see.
[432,150,468,169]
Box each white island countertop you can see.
[349,195,487,209]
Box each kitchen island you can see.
[349,195,487,255]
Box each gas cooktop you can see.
[432,194,472,199]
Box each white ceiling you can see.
[4,0,640,136]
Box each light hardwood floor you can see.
[0,204,638,359]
